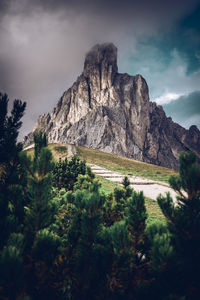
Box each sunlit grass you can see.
[25,143,68,161]
[76,145,177,183]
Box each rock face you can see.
[23,43,200,169]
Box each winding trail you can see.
[67,144,77,158]
[24,144,177,202]
[88,164,177,202]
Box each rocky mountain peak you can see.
[84,43,118,72]
[83,43,118,89]
[23,43,200,170]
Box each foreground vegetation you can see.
[1,93,200,300]
[26,145,166,224]
[97,175,165,225]
[26,143,167,223]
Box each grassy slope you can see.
[25,143,169,224]
[26,143,177,184]
[25,144,68,160]
[76,145,176,224]
[76,145,177,183]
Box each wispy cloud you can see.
[154,93,183,105]
[163,91,200,129]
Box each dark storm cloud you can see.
[120,3,200,104]
[163,91,200,129]
[0,0,9,12]
[2,0,199,28]
[0,0,200,139]
[178,5,200,73]
[134,4,200,75]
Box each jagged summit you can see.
[84,43,118,68]
[83,43,118,91]
[23,43,200,169]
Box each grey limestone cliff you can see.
[23,43,200,169]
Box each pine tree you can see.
[126,191,148,268]
[52,155,87,191]
[0,93,26,248]
[151,151,200,300]
[111,177,133,223]
[21,132,61,299]
[62,180,112,300]
[0,93,26,299]
[122,176,130,189]
[108,191,149,299]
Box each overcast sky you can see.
[0,0,200,139]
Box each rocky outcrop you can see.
[23,43,200,169]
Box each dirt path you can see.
[88,164,177,202]
[67,144,77,158]
[23,144,34,150]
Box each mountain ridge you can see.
[23,43,200,170]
